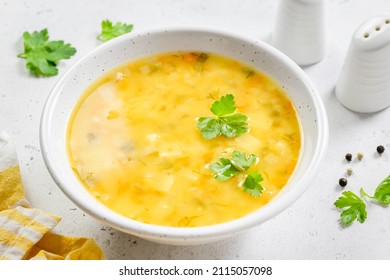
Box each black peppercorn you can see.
[345,153,352,162]
[339,178,348,187]
[377,145,385,154]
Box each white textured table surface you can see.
[1,0,390,259]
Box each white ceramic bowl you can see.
[40,28,328,245]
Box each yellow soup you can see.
[67,52,301,227]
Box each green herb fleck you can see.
[197,53,209,63]
[243,68,255,78]
[17,29,76,76]
[197,94,249,139]
[98,20,133,42]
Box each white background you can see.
[1,0,390,259]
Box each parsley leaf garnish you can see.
[210,94,236,116]
[98,20,133,42]
[334,191,367,225]
[231,151,257,171]
[197,94,249,139]
[209,158,240,181]
[196,118,221,139]
[17,29,76,76]
[210,151,264,197]
[243,171,264,197]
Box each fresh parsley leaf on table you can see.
[372,175,390,205]
[334,191,367,225]
[334,175,390,225]
[98,20,133,42]
[197,94,249,139]
[17,29,76,76]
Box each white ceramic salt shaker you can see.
[335,16,390,113]
[272,0,327,66]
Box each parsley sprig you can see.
[334,175,390,225]
[244,171,264,197]
[361,175,390,205]
[197,94,249,139]
[98,20,133,42]
[334,191,367,225]
[210,151,264,197]
[17,29,76,76]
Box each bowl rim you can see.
[40,26,328,241]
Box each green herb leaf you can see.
[210,94,236,117]
[373,175,390,205]
[231,151,257,171]
[243,171,264,197]
[334,191,367,225]
[209,158,240,181]
[219,114,248,138]
[196,117,221,140]
[98,20,133,42]
[17,29,76,76]
[210,151,263,197]
[197,94,249,139]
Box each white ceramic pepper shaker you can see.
[272,0,327,66]
[335,16,390,113]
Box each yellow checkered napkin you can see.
[0,131,105,260]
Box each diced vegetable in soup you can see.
[67,52,301,227]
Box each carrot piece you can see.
[183,53,199,62]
